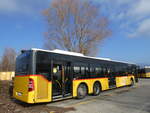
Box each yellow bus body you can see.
[73,78,109,97]
[116,75,134,87]
[13,75,135,103]
[13,75,52,103]
[137,72,150,78]
[142,72,150,78]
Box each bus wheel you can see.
[77,84,87,99]
[130,79,134,86]
[93,82,101,96]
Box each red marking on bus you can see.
[115,75,133,78]
[73,75,134,81]
[73,77,108,81]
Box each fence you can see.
[0,72,15,80]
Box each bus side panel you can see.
[116,76,127,87]
[98,78,109,91]
[34,75,52,103]
[13,76,35,103]
[128,75,135,84]
[72,78,109,97]
[146,72,150,77]
[116,76,134,87]
[141,74,144,78]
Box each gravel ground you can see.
[0,81,75,113]
[1,79,149,113]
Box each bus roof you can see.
[31,48,136,65]
[145,66,150,68]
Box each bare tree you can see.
[0,48,16,72]
[43,0,111,56]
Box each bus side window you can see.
[118,66,123,76]
[95,67,99,76]
[115,66,119,76]
[90,67,95,77]
[105,68,108,76]
[99,67,102,75]
[103,67,108,76]
[100,67,105,77]
[95,67,101,77]
[101,67,104,75]
[107,68,111,75]
[111,67,115,75]
[81,67,85,77]
[73,66,80,78]
[36,52,51,80]
[85,67,89,77]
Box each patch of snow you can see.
[51,49,84,56]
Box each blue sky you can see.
[0,0,150,65]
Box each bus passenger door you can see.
[108,76,116,88]
[52,62,72,99]
[52,63,62,97]
[108,69,116,88]
[63,63,72,96]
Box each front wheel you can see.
[93,82,101,96]
[77,84,87,99]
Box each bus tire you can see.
[93,82,101,96]
[130,79,134,86]
[77,84,87,99]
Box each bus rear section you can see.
[13,51,52,103]
[13,75,52,103]
[13,75,34,103]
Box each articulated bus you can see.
[138,66,150,78]
[13,48,138,103]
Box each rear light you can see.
[28,78,34,92]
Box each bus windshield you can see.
[15,51,31,76]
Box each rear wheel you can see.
[77,84,87,99]
[93,82,101,96]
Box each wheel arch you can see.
[77,82,89,94]
[130,77,135,86]
[131,77,134,81]
[93,81,102,91]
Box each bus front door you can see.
[52,62,72,99]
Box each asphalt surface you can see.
[47,79,150,113]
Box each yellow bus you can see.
[138,66,150,78]
[13,48,138,103]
